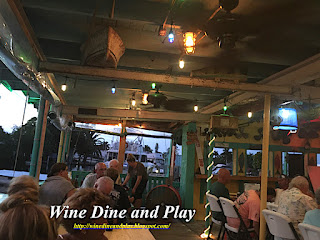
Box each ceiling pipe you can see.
[0,43,54,104]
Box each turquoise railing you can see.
[71,170,180,193]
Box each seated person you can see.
[278,176,317,236]
[39,163,75,206]
[274,174,290,205]
[209,168,231,221]
[81,162,107,188]
[106,168,131,222]
[58,188,112,240]
[94,176,114,196]
[4,175,39,204]
[303,187,320,228]
[109,159,121,184]
[0,189,58,240]
[228,187,276,235]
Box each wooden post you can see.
[118,120,127,174]
[169,143,176,185]
[259,94,271,240]
[35,100,50,180]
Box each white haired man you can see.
[278,176,317,237]
[109,159,121,184]
[81,162,107,188]
[109,159,120,171]
[94,176,114,196]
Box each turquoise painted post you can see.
[180,122,196,209]
[29,97,46,177]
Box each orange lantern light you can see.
[184,32,196,54]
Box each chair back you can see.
[267,202,278,212]
[219,197,238,219]
[206,193,222,212]
[262,209,299,239]
[298,223,320,240]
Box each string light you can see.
[248,111,253,118]
[194,105,198,112]
[223,98,227,113]
[142,93,149,105]
[111,82,116,94]
[61,76,67,91]
[168,30,174,43]
[223,105,227,112]
[151,83,156,89]
[130,93,136,108]
[179,59,185,69]
[200,136,216,239]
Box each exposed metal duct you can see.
[0,43,55,103]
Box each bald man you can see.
[109,159,121,184]
[210,168,231,221]
[94,176,114,196]
[81,162,107,188]
[109,159,119,170]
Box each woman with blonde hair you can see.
[0,187,58,240]
[0,175,39,213]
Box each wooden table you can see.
[58,225,156,240]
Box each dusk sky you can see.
[0,84,173,153]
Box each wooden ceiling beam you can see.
[39,61,293,95]
[201,52,320,114]
[74,118,172,133]
[62,105,211,123]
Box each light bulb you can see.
[111,86,116,94]
[194,105,198,112]
[248,111,253,118]
[151,83,156,89]
[184,32,195,54]
[131,99,136,107]
[142,93,148,105]
[223,105,227,112]
[179,59,185,69]
[168,31,174,43]
[61,84,67,91]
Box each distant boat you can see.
[103,138,166,175]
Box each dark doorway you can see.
[288,153,304,177]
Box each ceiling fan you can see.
[141,87,195,112]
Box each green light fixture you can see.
[151,83,156,89]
